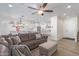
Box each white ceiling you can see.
[0,3,79,23]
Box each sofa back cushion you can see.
[28,33,36,40]
[1,35,9,39]
[19,33,29,42]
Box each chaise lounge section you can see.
[18,33,48,50]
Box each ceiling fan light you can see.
[38,10,43,14]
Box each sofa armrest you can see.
[41,35,48,40]
[11,45,32,56]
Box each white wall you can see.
[63,16,77,39]
[77,16,79,31]
[57,16,63,40]
[48,16,63,41]
[0,20,10,35]
[76,16,79,41]
[49,16,78,41]
[50,16,57,40]
[0,17,51,35]
[0,19,38,35]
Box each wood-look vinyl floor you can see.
[31,39,79,56]
[53,39,79,56]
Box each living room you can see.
[0,3,79,56]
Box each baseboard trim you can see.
[62,37,75,40]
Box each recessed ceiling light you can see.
[67,5,71,8]
[64,13,66,16]
[8,4,13,7]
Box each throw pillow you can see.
[16,36,21,43]
[11,36,21,45]
[0,37,9,46]
[6,37,13,45]
[35,34,41,39]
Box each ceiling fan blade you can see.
[28,6,38,10]
[44,10,53,12]
[32,12,37,14]
[42,3,48,8]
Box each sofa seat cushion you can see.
[36,39,47,44]
[19,40,39,50]
[28,33,36,40]
[20,40,37,46]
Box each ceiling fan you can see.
[28,3,53,16]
